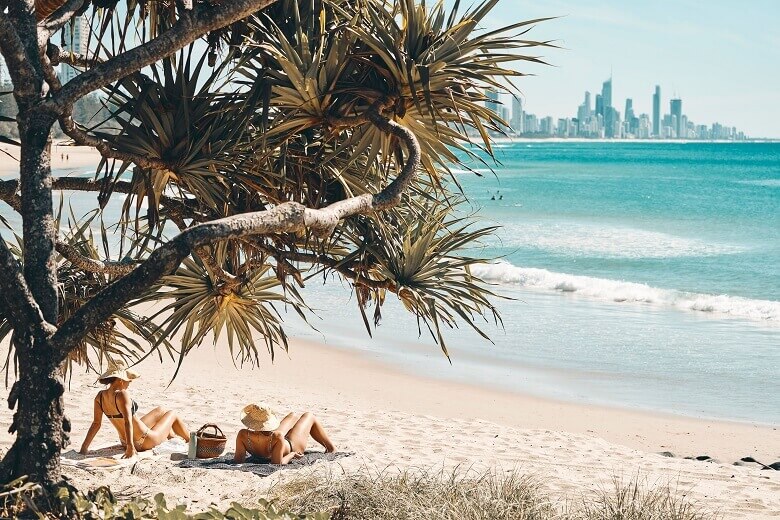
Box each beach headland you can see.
[1,336,777,517]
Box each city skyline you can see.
[491,77,747,140]
[443,0,780,138]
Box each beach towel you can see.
[177,451,352,477]
[61,439,189,471]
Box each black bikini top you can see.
[98,390,138,419]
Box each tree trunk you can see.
[1,336,69,485]
[0,106,67,485]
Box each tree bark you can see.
[0,100,67,485]
[0,336,68,486]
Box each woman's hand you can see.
[122,446,137,459]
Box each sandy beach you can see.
[0,142,103,178]
[1,336,777,518]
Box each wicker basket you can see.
[195,423,227,459]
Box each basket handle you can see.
[196,423,225,438]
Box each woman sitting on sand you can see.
[79,361,190,459]
[234,404,335,464]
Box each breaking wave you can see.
[472,261,780,324]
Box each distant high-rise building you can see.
[485,89,500,116]
[652,85,661,137]
[540,116,554,136]
[583,91,591,117]
[59,16,88,84]
[601,78,613,110]
[670,98,683,138]
[602,78,615,137]
[595,94,604,118]
[511,96,524,134]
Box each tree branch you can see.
[55,241,136,275]
[58,115,173,171]
[43,0,86,34]
[0,236,56,336]
[51,109,420,360]
[0,10,38,97]
[47,43,99,68]
[51,0,280,109]
[51,201,308,358]
[247,240,395,291]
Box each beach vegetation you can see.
[0,469,717,519]
[271,467,716,520]
[0,0,552,485]
[0,476,326,519]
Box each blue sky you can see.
[444,0,780,137]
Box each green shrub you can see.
[0,477,326,519]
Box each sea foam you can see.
[472,261,780,324]
[497,222,744,259]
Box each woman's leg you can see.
[139,407,166,428]
[285,412,335,454]
[275,413,299,436]
[136,411,189,450]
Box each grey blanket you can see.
[177,451,352,477]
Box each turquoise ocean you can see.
[3,142,778,423]
[290,142,780,425]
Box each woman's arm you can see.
[79,395,103,454]
[116,391,136,458]
[269,432,299,465]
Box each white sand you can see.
[1,142,102,178]
[1,337,778,517]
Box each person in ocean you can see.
[79,360,190,458]
[233,404,335,464]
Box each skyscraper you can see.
[485,89,500,116]
[577,91,591,126]
[652,86,661,137]
[595,94,604,118]
[511,96,524,134]
[584,91,591,117]
[602,77,614,137]
[59,16,88,84]
[670,98,683,138]
[601,78,613,109]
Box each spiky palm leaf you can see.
[139,246,308,374]
[0,207,167,377]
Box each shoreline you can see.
[280,336,779,463]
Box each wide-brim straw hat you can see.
[97,360,140,384]
[241,403,281,432]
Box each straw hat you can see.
[241,403,281,431]
[97,360,140,384]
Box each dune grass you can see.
[271,467,717,520]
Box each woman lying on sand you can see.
[79,361,190,459]
[234,404,336,464]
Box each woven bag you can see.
[195,423,227,459]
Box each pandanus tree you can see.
[0,0,551,484]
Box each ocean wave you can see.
[734,179,780,188]
[495,222,744,259]
[472,261,780,323]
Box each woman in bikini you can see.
[79,361,190,459]
[233,403,335,464]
